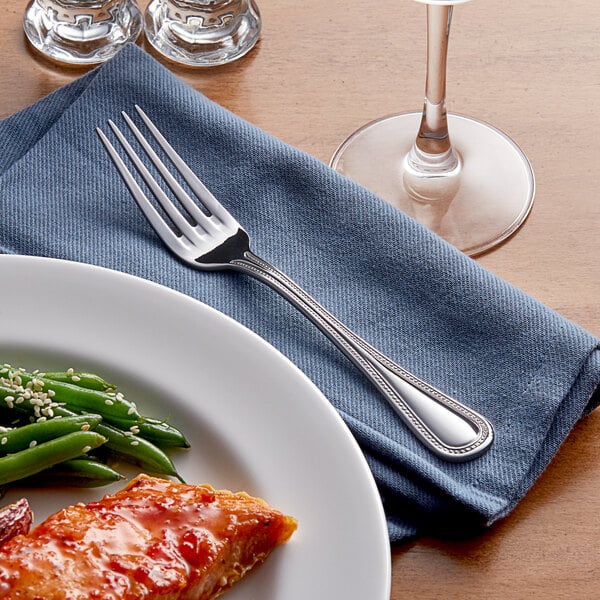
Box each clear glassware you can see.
[23,0,143,66]
[144,0,261,67]
[330,0,535,256]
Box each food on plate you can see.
[0,499,32,546]
[0,364,189,488]
[0,414,103,454]
[0,429,107,486]
[21,456,125,488]
[0,475,297,599]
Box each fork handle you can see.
[234,251,493,462]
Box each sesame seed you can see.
[67,368,74,376]
[81,424,90,431]
[29,440,37,448]
[127,407,135,415]
[1,438,7,445]
[104,399,114,406]
[129,425,140,435]
[130,440,140,446]
[72,375,81,382]
[81,445,92,453]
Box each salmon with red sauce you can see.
[0,474,297,599]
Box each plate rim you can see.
[0,254,391,599]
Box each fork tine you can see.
[119,111,214,234]
[134,105,237,228]
[106,118,207,241]
[96,125,189,257]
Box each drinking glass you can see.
[144,0,261,67]
[23,0,143,65]
[330,0,535,256]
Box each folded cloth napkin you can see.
[1,44,599,543]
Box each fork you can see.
[96,106,493,462]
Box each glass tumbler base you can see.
[23,0,143,65]
[144,0,261,67]
[331,112,535,256]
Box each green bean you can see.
[94,422,182,480]
[43,371,117,392]
[19,402,183,478]
[0,399,179,477]
[0,389,184,477]
[135,418,191,449]
[0,431,107,486]
[0,402,75,428]
[0,371,141,427]
[0,415,102,454]
[0,365,189,485]
[20,458,124,488]
[0,385,79,426]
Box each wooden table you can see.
[2,1,600,597]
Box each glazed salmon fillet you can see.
[0,475,297,599]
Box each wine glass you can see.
[330,0,535,256]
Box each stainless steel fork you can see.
[97,106,493,462]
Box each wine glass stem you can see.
[411,4,457,170]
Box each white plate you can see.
[0,255,390,600]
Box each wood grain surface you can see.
[2,1,600,598]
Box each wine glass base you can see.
[144,0,261,67]
[330,112,535,256]
[23,1,142,66]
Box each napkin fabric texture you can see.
[1,44,599,543]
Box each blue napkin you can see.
[1,44,599,543]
